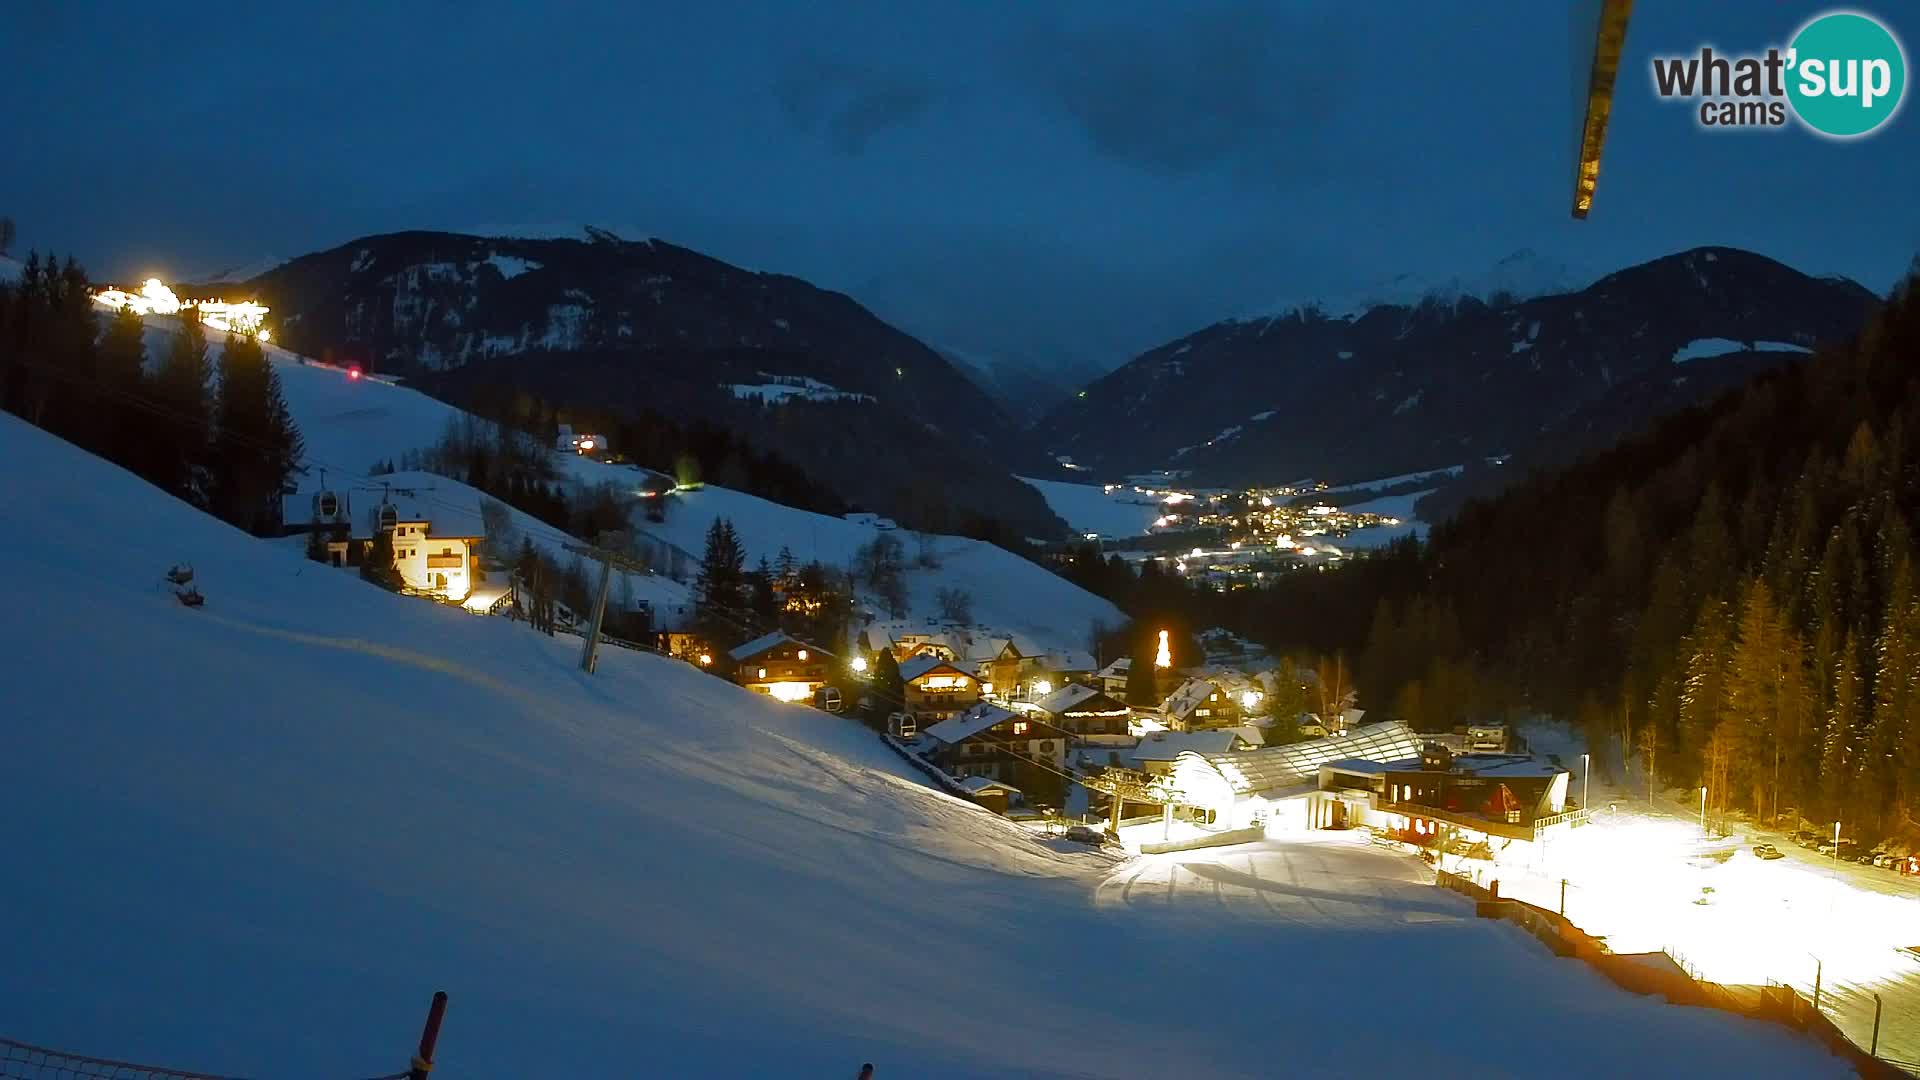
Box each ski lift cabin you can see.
[888,712,917,739]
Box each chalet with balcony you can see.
[1160,676,1244,731]
[922,702,1069,784]
[729,631,829,703]
[900,654,982,727]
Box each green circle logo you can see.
[1787,11,1907,137]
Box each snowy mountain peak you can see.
[1269,248,1597,321]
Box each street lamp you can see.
[1832,820,1842,875]
[1699,785,1708,837]
[1581,752,1590,811]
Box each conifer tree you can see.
[97,301,150,471]
[694,517,747,639]
[751,555,777,618]
[872,648,905,720]
[211,331,303,532]
[360,528,403,591]
[1125,629,1161,708]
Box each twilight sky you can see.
[4,1,1916,377]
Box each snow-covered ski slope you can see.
[0,413,1852,1078]
[138,318,1121,651]
[646,482,1123,649]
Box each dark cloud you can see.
[774,58,936,155]
[1021,4,1348,175]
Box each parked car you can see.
[1792,830,1822,848]
[1753,843,1785,860]
[1064,825,1110,846]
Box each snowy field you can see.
[648,483,1124,654]
[1334,489,1433,549]
[1315,465,1462,498]
[0,413,1855,1079]
[131,315,1117,653]
[1670,337,1813,364]
[1017,475,1167,539]
[1491,726,1920,1069]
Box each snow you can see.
[1263,249,1597,321]
[294,468,692,624]
[1315,465,1462,498]
[0,407,1859,1079]
[538,303,589,348]
[1017,476,1165,540]
[483,254,540,280]
[1248,410,1275,422]
[0,253,21,283]
[643,484,1124,658]
[463,223,654,243]
[1391,392,1423,415]
[1329,490,1434,550]
[1671,338,1814,364]
[1498,726,1920,1066]
[727,379,872,404]
[124,315,1096,650]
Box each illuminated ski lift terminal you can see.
[91,278,273,341]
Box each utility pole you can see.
[564,536,648,674]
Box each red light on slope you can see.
[347,366,362,380]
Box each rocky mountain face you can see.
[217,230,1065,537]
[1033,247,1879,491]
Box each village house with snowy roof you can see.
[899,654,982,727]
[1160,675,1250,731]
[921,703,1069,799]
[1027,683,1132,746]
[728,631,829,703]
[286,487,484,602]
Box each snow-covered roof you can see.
[1041,649,1096,673]
[728,630,800,663]
[1031,683,1120,716]
[1226,724,1266,748]
[1133,730,1245,762]
[1097,657,1131,678]
[1161,676,1225,720]
[1188,721,1424,796]
[900,653,968,682]
[922,703,1017,745]
[959,775,1021,796]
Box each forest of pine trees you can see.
[0,253,304,534]
[1253,263,1920,843]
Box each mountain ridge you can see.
[1033,246,1879,491]
[209,229,1066,538]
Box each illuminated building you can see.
[727,631,829,704]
